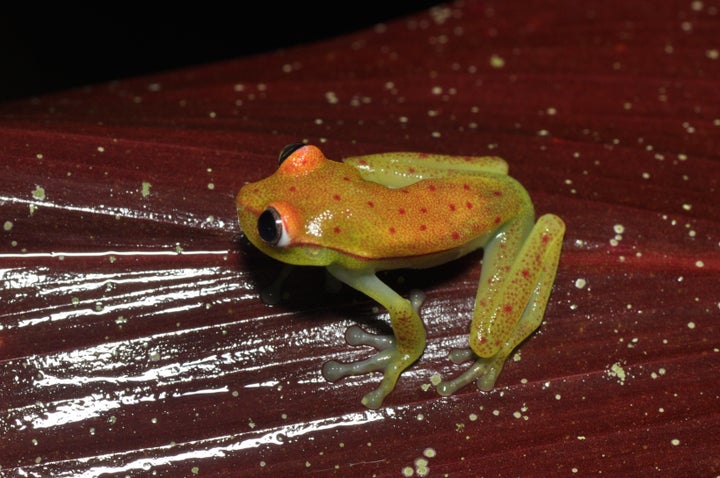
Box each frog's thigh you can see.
[439,214,565,395]
[479,213,563,344]
[479,255,561,390]
[346,152,507,173]
[343,152,508,188]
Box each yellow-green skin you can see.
[237,145,565,409]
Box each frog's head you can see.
[236,143,340,266]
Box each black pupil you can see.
[258,208,281,244]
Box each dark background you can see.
[0,4,444,103]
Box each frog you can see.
[236,143,565,409]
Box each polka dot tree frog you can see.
[236,144,565,409]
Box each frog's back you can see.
[319,174,529,266]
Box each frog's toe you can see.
[437,354,507,396]
[475,372,498,392]
[321,349,392,382]
[345,325,395,350]
[436,380,461,397]
[474,360,503,391]
[361,387,389,410]
[409,289,426,312]
[447,347,476,364]
[436,361,484,396]
[321,360,347,382]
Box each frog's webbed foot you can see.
[436,347,507,396]
[321,326,420,409]
[322,290,426,409]
[322,326,395,380]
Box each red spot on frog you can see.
[428,184,437,192]
[398,208,406,215]
[451,231,460,240]
[389,227,397,234]
[333,194,341,201]
[449,203,457,211]
[522,269,530,278]
[367,201,375,208]
[419,224,427,231]
[493,190,503,197]
[463,184,470,190]
[466,201,473,209]
[503,304,513,313]
[420,207,428,213]
[494,216,502,224]
[334,227,342,234]
[408,167,416,174]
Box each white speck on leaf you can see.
[32,185,46,201]
[489,54,505,68]
[141,182,152,198]
[607,362,627,385]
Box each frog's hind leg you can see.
[322,265,427,409]
[343,152,509,189]
[437,213,565,396]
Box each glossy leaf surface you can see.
[1,2,719,476]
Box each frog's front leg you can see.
[438,212,565,396]
[322,264,427,409]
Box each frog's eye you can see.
[257,206,290,247]
[278,142,306,165]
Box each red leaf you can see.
[2,2,719,476]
